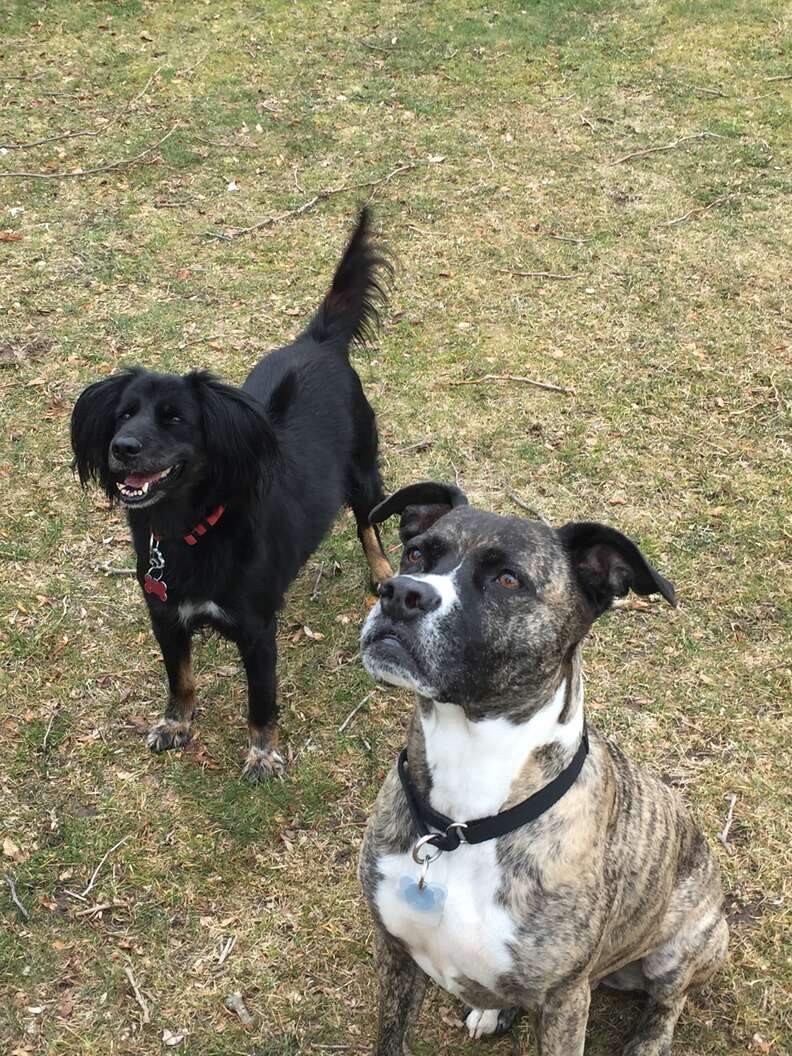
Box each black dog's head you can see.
[71,368,277,510]
[360,481,676,715]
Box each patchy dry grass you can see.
[1,1,790,1053]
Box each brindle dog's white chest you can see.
[374,685,583,1000]
[375,841,516,997]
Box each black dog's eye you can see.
[496,570,521,590]
[405,546,423,564]
[119,411,132,421]
[161,406,182,424]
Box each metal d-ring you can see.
[445,821,468,843]
[411,833,444,866]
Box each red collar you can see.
[153,504,226,546]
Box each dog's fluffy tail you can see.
[302,207,392,352]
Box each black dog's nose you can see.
[111,436,143,462]
[379,577,441,621]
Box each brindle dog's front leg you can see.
[538,980,590,1056]
[374,926,428,1056]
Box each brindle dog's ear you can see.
[369,481,468,543]
[558,521,677,616]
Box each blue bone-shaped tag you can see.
[398,875,447,919]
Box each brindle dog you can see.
[359,482,727,1056]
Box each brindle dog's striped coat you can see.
[359,483,727,1056]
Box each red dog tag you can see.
[144,574,168,602]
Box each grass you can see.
[0,0,790,1053]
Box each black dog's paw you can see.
[464,1007,520,1040]
[240,745,286,783]
[146,718,192,753]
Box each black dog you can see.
[71,209,393,781]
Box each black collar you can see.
[397,725,589,852]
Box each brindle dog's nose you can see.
[379,577,441,621]
[111,436,143,462]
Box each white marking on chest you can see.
[422,678,582,818]
[177,600,232,626]
[375,678,583,999]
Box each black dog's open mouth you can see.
[115,464,181,505]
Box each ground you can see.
[0,1,790,1054]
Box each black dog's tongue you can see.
[124,469,166,487]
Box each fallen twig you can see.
[719,792,737,849]
[310,562,325,602]
[3,873,30,920]
[494,268,578,281]
[764,74,792,82]
[124,965,151,1024]
[661,195,733,228]
[0,125,177,181]
[205,157,443,241]
[74,900,125,917]
[507,492,550,526]
[78,834,131,898]
[1,129,101,151]
[95,561,136,576]
[217,935,236,966]
[339,691,375,733]
[224,992,255,1028]
[41,704,60,754]
[443,373,576,396]
[613,131,722,165]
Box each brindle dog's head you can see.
[360,482,676,719]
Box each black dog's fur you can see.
[71,209,393,781]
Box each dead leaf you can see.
[3,836,26,862]
[303,626,324,641]
[162,1029,186,1046]
[752,1034,773,1053]
[0,231,23,242]
[216,665,239,677]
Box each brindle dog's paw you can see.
[241,745,286,783]
[146,718,192,753]
[464,1007,520,1040]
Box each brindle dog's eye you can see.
[496,570,521,590]
[406,546,422,564]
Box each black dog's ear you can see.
[71,369,140,494]
[370,481,468,543]
[189,371,278,495]
[558,521,677,616]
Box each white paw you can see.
[466,1008,502,1040]
[241,745,286,783]
[146,718,192,752]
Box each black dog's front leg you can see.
[146,617,196,752]
[237,617,285,783]
[373,926,428,1056]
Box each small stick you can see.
[96,562,136,576]
[613,130,722,165]
[530,228,591,241]
[310,562,325,601]
[507,492,550,526]
[679,83,727,98]
[718,793,737,848]
[443,373,576,396]
[124,965,151,1024]
[0,125,177,181]
[206,157,443,241]
[3,873,30,920]
[1,129,100,150]
[41,704,60,753]
[339,691,374,733]
[661,195,733,228]
[79,834,131,898]
[764,74,792,82]
[217,934,236,966]
[224,992,255,1028]
[494,268,578,280]
[74,900,124,917]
